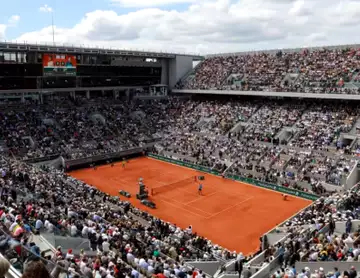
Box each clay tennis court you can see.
[70,157,311,254]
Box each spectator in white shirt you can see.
[70,224,78,237]
[126,251,135,262]
[102,238,110,253]
[65,249,74,260]
[82,225,89,237]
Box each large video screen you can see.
[43,54,77,76]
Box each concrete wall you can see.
[175,56,193,86]
[168,58,177,88]
[222,250,269,273]
[185,261,221,277]
[334,220,360,234]
[346,165,359,190]
[218,273,239,278]
[267,233,288,246]
[320,182,343,192]
[252,257,281,278]
[161,58,169,86]
[32,156,65,169]
[169,56,193,88]
[172,89,360,100]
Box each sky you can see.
[1,0,360,55]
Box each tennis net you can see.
[151,176,196,195]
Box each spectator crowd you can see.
[0,98,359,278]
[177,47,360,95]
[0,147,359,278]
[2,44,360,278]
[155,98,360,193]
[0,156,242,278]
[1,95,360,194]
[265,184,360,278]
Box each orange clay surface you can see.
[70,157,311,254]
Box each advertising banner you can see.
[148,153,319,201]
[148,153,220,175]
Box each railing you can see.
[0,225,85,278]
[65,147,144,169]
[0,253,21,278]
[172,89,360,100]
[148,153,319,201]
[23,154,61,164]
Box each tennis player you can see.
[282,194,288,201]
[122,159,126,168]
[198,183,203,195]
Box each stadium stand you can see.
[0,156,360,278]
[0,155,243,278]
[0,96,159,160]
[177,47,360,95]
[1,96,360,192]
[215,184,360,278]
[2,43,360,278]
[154,98,360,193]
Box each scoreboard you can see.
[42,53,77,76]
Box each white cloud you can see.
[7,15,20,26]
[39,4,53,13]
[288,0,312,16]
[0,15,20,40]
[12,0,360,54]
[0,24,6,40]
[305,32,327,43]
[111,0,197,7]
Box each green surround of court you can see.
[148,153,319,201]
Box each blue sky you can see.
[1,0,194,38]
[1,0,141,39]
[0,0,359,54]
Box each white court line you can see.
[110,176,135,185]
[169,198,212,216]
[205,196,254,220]
[151,173,221,197]
[171,186,199,196]
[151,178,197,196]
[110,177,199,216]
[109,165,253,219]
[157,198,208,218]
[115,175,212,216]
[184,191,218,205]
[147,157,313,202]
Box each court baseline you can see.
[69,157,312,253]
[205,196,254,219]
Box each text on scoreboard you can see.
[43,54,77,76]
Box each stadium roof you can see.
[206,43,360,57]
[0,41,204,59]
